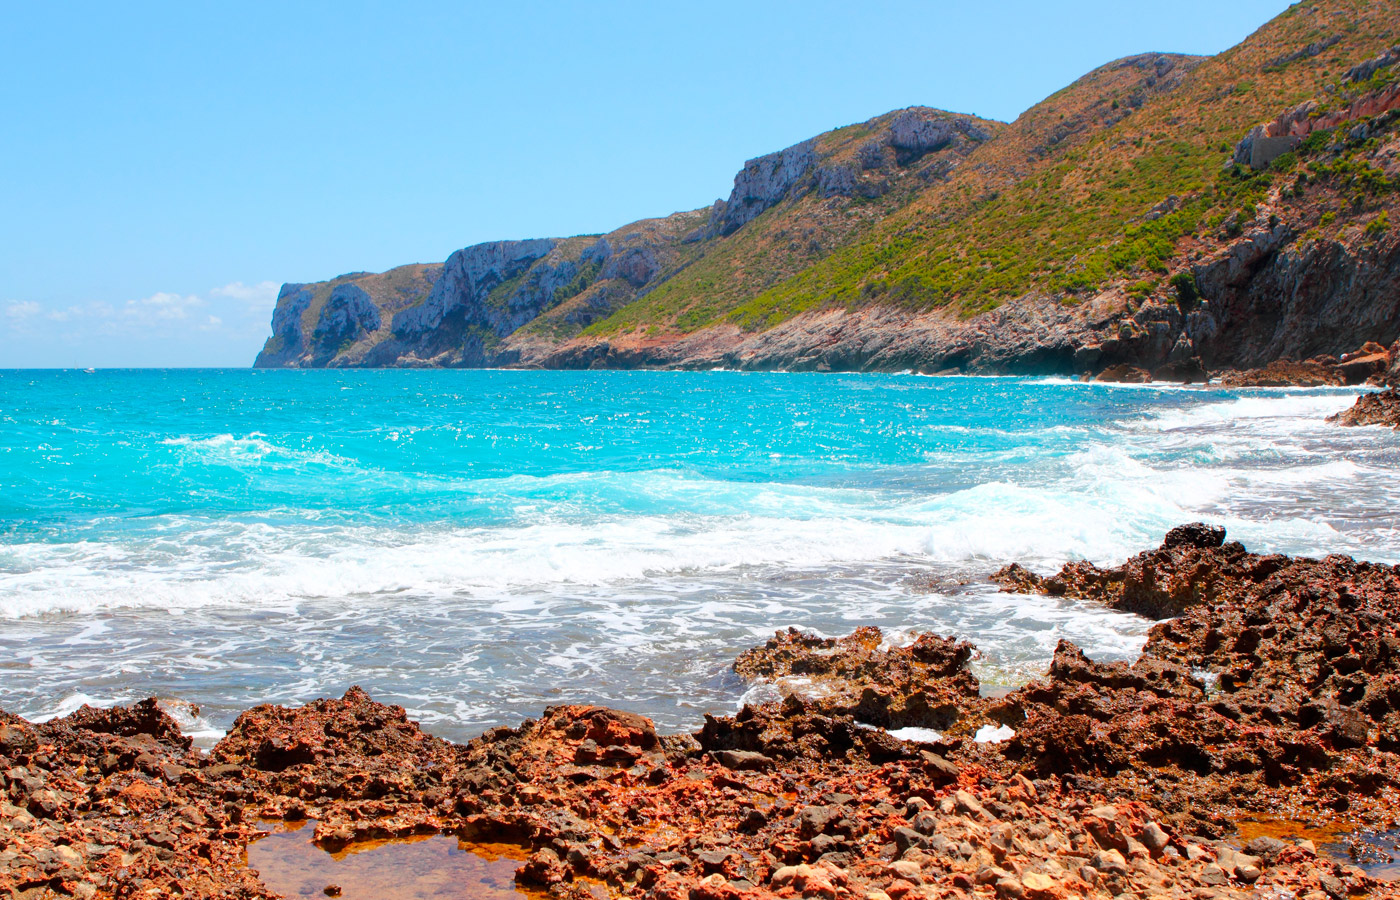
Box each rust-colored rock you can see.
[733,626,980,731]
[1219,343,1395,387]
[1217,357,1347,387]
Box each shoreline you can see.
[4,524,1399,899]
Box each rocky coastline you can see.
[251,24,1400,381]
[4,525,1400,899]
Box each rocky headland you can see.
[5,525,1400,899]
[255,3,1400,381]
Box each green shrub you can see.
[1170,272,1201,312]
[1128,279,1157,300]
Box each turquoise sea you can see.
[1,369,1396,743]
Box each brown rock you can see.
[1329,388,1400,429]
[1139,821,1170,853]
[519,847,569,886]
[1217,358,1344,387]
[1095,364,1152,383]
[1020,872,1057,898]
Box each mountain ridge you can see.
[256,0,1400,377]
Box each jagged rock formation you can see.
[254,264,440,368]
[710,140,818,236]
[1234,45,1400,169]
[257,1,1400,378]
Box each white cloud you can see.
[124,291,205,321]
[210,280,279,310]
[6,301,41,319]
[47,302,113,323]
[4,279,281,366]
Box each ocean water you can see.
[2,369,1397,744]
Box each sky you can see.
[1,0,1294,368]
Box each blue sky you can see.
[1,1,1292,367]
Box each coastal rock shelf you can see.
[1331,387,1400,430]
[2,526,1398,899]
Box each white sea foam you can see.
[974,724,1016,743]
[0,514,929,618]
[4,381,1399,741]
[888,726,945,743]
[737,680,783,710]
[160,433,365,472]
[158,698,225,748]
[1132,391,1361,432]
[5,389,1397,619]
[28,692,121,723]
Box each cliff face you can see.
[1192,227,1400,370]
[253,264,440,368]
[256,0,1400,377]
[256,105,998,369]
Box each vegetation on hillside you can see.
[581,0,1398,337]
[259,0,1399,370]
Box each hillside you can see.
[256,0,1400,376]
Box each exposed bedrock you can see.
[310,283,380,361]
[993,522,1400,765]
[1191,229,1400,372]
[382,238,562,365]
[256,35,1400,379]
[521,223,1400,382]
[709,140,818,237]
[254,283,316,367]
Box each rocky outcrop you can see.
[1094,364,1153,383]
[1330,386,1400,428]
[888,108,992,163]
[700,107,994,235]
[253,283,315,367]
[384,238,557,364]
[1234,46,1400,168]
[1189,230,1400,370]
[513,291,1213,378]
[257,28,1400,378]
[732,627,979,731]
[311,283,380,360]
[710,140,818,236]
[252,264,440,369]
[1216,343,1392,387]
[260,213,1400,376]
[256,105,997,370]
[991,523,1400,839]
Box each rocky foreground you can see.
[4,526,1400,899]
